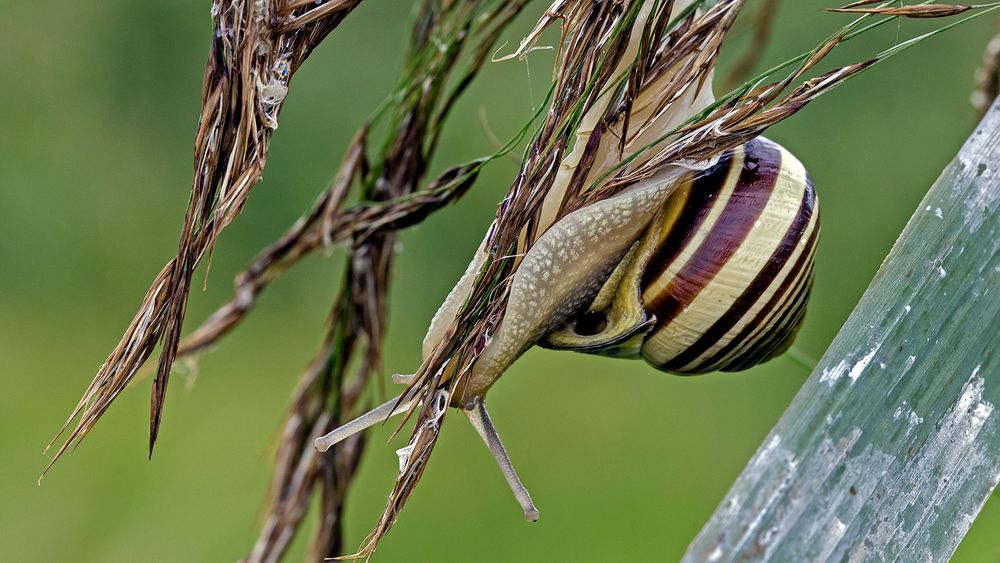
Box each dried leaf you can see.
[838,0,890,7]
[830,4,971,18]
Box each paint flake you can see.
[849,346,879,383]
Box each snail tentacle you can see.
[463,398,539,522]
[314,393,417,452]
[391,372,415,385]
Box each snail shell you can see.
[542,136,819,374]
[425,135,817,403]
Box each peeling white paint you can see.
[819,348,879,385]
[820,359,850,386]
[724,494,741,515]
[893,401,925,437]
[849,346,879,383]
[961,154,1000,233]
[814,517,848,561]
[848,372,996,561]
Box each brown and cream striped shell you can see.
[542,136,818,374]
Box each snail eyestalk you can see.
[464,398,539,522]
[391,372,415,385]
[314,394,417,452]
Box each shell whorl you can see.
[544,136,819,375]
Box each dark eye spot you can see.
[574,312,607,336]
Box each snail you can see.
[421,137,817,399]
[314,0,819,525]
[314,135,818,521]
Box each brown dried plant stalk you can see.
[76,0,523,559]
[238,0,530,546]
[46,0,367,468]
[350,0,998,556]
[46,0,528,555]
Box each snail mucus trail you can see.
[314,136,819,522]
[315,1,818,524]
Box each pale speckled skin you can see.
[459,168,685,402]
[421,237,487,359]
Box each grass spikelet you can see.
[46,0,367,469]
[829,4,971,18]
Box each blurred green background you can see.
[2,1,999,561]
